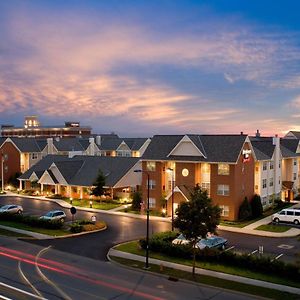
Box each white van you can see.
[272,208,300,225]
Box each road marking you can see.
[277,244,294,249]
[0,282,46,299]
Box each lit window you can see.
[218,164,230,175]
[146,161,156,171]
[217,184,229,196]
[148,198,156,208]
[201,163,210,173]
[149,179,156,190]
[201,182,210,195]
[220,205,229,217]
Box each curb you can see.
[3,193,300,237]
[108,247,300,296]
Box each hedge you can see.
[0,213,63,229]
[139,232,300,281]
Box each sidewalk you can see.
[108,248,300,295]
[0,224,52,239]
[3,192,300,237]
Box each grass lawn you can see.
[0,227,30,238]
[220,203,294,228]
[0,221,69,236]
[255,224,291,232]
[66,199,121,210]
[114,241,300,288]
[111,256,299,300]
[120,208,167,217]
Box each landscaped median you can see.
[108,232,300,300]
[0,213,106,238]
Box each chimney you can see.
[47,138,54,155]
[89,137,95,156]
[96,135,101,146]
[255,129,260,138]
[240,131,243,135]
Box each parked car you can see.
[172,234,227,250]
[272,208,300,225]
[0,204,23,214]
[39,210,66,223]
[197,236,228,250]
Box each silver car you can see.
[39,210,66,223]
[0,204,23,214]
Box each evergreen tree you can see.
[131,191,142,211]
[91,170,106,197]
[251,194,263,218]
[173,185,221,275]
[238,197,252,220]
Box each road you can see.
[0,196,299,263]
[0,237,259,300]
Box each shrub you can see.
[238,197,252,220]
[251,195,263,218]
[131,191,142,211]
[70,223,83,233]
[0,213,63,229]
[139,232,300,281]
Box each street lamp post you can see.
[167,168,175,231]
[1,152,4,192]
[134,169,150,269]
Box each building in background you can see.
[1,116,92,138]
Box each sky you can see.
[1,0,300,137]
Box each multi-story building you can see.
[140,134,255,221]
[1,116,91,138]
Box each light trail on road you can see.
[0,246,166,300]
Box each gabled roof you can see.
[249,137,275,160]
[280,138,299,154]
[285,131,300,139]
[53,138,85,152]
[0,137,7,147]
[54,160,84,183]
[280,145,298,158]
[8,137,47,152]
[19,155,139,187]
[142,134,247,163]
[122,138,149,150]
[99,137,123,151]
[19,155,69,180]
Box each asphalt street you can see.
[0,196,299,263]
[0,237,260,300]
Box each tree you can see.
[131,191,142,211]
[91,170,106,197]
[173,185,221,275]
[238,197,252,220]
[251,194,263,218]
[8,172,22,188]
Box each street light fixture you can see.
[134,169,150,269]
[167,168,175,231]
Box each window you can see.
[217,184,229,196]
[279,161,281,168]
[293,173,297,181]
[263,162,267,171]
[295,211,300,216]
[4,166,8,173]
[262,179,267,189]
[218,164,230,175]
[201,163,210,173]
[149,179,156,190]
[270,162,274,170]
[287,211,293,216]
[146,161,156,171]
[31,153,38,160]
[269,178,273,187]
[220,205,229,217]
[3,154,8,161]
[279,211,286,215]
[148,198,156,208]
[294,159,297,166]
[201,182,210,195]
